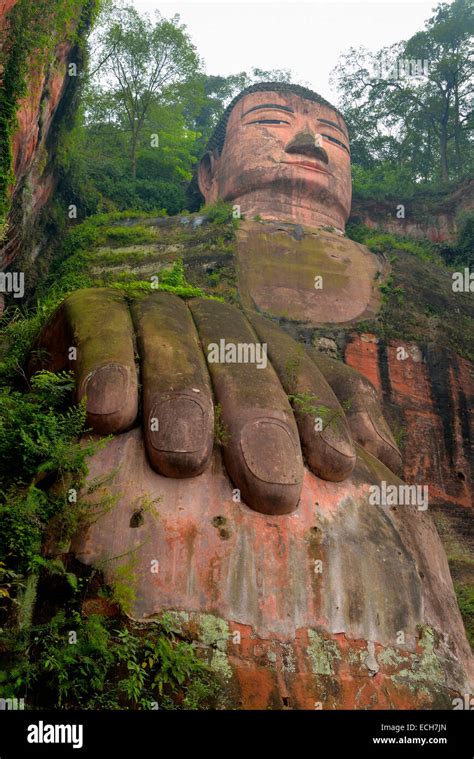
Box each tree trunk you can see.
[440,127,449,182]
[439,98,450,183]
[131,131,138,180]
[453,84,462,173]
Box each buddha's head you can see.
[197,82,351,232]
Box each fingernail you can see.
[84,363,129,415]
[148,394,209,453]
[240,418,302,484]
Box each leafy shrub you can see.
[454,583,474,648]
[0,371,100,573]
[0,611,222,709]
[201,200,236,225]
[351,163,417,201]
[456,211,474,262]
[101,225,157,246]
[88,177,188,216]
[346,224,439,263]
[0,371,86,487]
[439,211,474,268]
[110,259,223,301]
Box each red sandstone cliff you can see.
[0,0,86,271]
[345,332,473,596]
[350,180,473,243]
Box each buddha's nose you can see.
[284,130,328,164]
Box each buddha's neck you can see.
[231,190,346,234]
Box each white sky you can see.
[131,0,443,104]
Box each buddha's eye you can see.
[321,133,350,153]
[246,118,291,125]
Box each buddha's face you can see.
[198,90,352,231]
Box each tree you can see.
[96,5,200,178]
[331,0,473,186]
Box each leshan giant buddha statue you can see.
[33,83,473,709]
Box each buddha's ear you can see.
[197,150,219,197]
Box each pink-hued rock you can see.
[1,2,77,268]
[73,428,473,708]
[350,180,473,243]
[198,90,352,233]
[345,334,473,511]
[0,0,16,15]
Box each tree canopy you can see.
[331,0,473,195]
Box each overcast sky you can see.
[131,0,444,103]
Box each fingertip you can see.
[379,442,403,475]
[225,417,304,515]
[80,362,138,435]
[144,391,214,478]
[349,410,403,475]
[307,445,356,482]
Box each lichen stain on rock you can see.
[394,627,444,692]
[198,614,233,681]
[306,629,342,675]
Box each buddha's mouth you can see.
[281,159,331,176]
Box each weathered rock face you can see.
[344,333,473,621]
[237,221,384,324]
[350,180,473,243]
[74,429,472,709]
[345,335,473,509]
[0,1,17,17]
[0,0,85,270]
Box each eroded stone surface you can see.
[1,0,80,269]
[345,334,473,511]
[73,428,473,705]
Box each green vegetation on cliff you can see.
[1,605,222,709]
[347,223,474,362]
[0,0,101,239]
[39,206,236,301]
